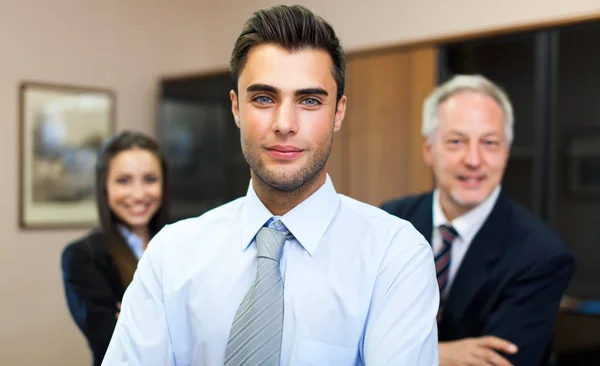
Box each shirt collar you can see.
[240,174,339,256]
[433,185,501,244]
[117,224,144,260]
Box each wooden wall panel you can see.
[408,47,436,194]
[346,52,411,206]
[326,130,348,195]
[333,46,436,206]
[326,60,352,196]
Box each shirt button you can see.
[275,221,282,227]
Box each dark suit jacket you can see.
[61,230,128,366]
[381,190,575,366]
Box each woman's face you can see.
[106,148,163,231]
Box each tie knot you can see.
[439,224,458,244]
[256,220,288,262]
[267,218,290,235]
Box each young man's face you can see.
[231,44,346,192]
[424,90,509,216]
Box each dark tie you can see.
[224,219,289,366]
[435,224,458,322]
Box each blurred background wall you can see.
[1,0,598,365]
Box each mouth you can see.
[123,203,154,216]
[457,175,486,188]
[265,145,304,160]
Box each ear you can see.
[230,90,240,128]
[333,95,347,132]
[423,136,434,167]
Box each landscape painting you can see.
[19,82,115,229]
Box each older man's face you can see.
[424,90,509,217]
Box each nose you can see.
[130,181,147,201]
[272,101,298,135]
[464,142,482,168]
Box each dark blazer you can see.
[61,230,127,366]
[381,190,575,366]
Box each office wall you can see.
[326,47,437,205]
[1,0,598,365]
[0,1,212,365]
[163,0,600,74]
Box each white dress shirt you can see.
[103,175,439,365]
[432,186,501,298]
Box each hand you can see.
[560,295,581,311]
[439,336,518,366]
[115,302,121,319]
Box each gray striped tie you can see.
[224,222,288,366]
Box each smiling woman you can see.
[60,130,171,366]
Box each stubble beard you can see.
[241,132,333,194]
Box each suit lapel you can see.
[441,191,512,326]
[411,193,434,244]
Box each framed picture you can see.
[19,81,116,229]
[159,72,249,222]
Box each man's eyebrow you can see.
[446,131,501,138]
[246,83,279,93]
[295,88,328,97]
[446,130,468,137]
[246,84,329,98]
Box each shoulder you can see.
[61,230,110,275]
[146,197,245,253]
[163,197,244,235]
[338,194,430,251]
[62,230,106,259]
[340,193,410,223]
[337,196,434,281]
[138,197,246,280]
[506,200,573,262]
[379,191,432,219]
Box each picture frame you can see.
[159,72,249,222]
[19,81,116,229]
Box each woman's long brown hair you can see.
[95,130,171,287]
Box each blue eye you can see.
[254,96,273,104]
[301,98,321,106]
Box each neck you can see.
[131,226,151,249]
[252,170,326,216]
[439,192,473,222]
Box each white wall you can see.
[0,1,211,365]
[163,0,600,74]
[1,0,598,365]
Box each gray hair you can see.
[422,74,514,145]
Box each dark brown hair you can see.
[230,5,345,101]
[95,130,170,287]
